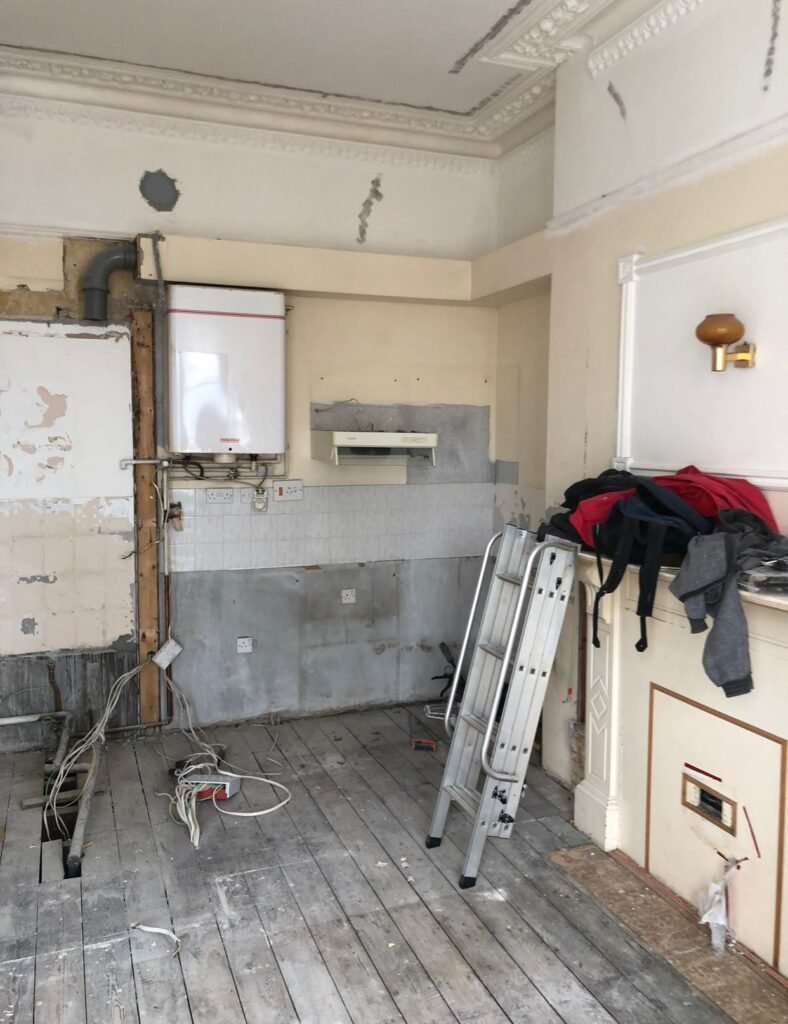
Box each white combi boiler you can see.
[167,285,285,456]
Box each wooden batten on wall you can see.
[130,309,160,722]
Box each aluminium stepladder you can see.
[425,524,578,888]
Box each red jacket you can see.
[653,466,778,532]
[568,466,777,548]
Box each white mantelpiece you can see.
[573,552,788,974]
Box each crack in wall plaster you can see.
[763,0,782,90]
[356,174,384,245]
[607,81,628,120]
[24,386,67,429]
[139,169,181,212]
[450,0,535,73]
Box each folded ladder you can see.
[425,525,578,888]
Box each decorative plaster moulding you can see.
[0,45,555,158]
[480,0,614,71]
[0,94,498,177]
[587,0,706,76]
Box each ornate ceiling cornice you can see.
[587,0,706,76]
[0,45,555,157]
[479,0,612,71]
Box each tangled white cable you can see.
[44,663,146,838]
[45,656,291,853]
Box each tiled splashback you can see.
[169,483,494,573]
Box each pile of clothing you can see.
[541,465,788,698]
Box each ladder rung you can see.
[460,712,490,735]
[496,572,522,586]
[446,785,481,818]
[479,641,506,659]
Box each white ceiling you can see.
[0,0,654,153]
[0,0,525,113]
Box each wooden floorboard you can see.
[0,708,761,1024]
[314,712,734,1024]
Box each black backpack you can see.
[538,469,641,546]
[592,480,713,652]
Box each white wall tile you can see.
[195,543,223,571]
[171,544,195,572]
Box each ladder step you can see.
[460,712,490,735]
[479,641,506,659]
[446,785,481,817]
[495,572,522,586]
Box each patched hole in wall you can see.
[139,169,180,212]
[682,772,737,835]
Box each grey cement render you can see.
[494,459,519,484]
[169,556,480,726]
[310,402,493,484]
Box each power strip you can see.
[181,774,241,801]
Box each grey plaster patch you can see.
[18,573,57,584]
[494,460,519,485]
[356,174,383,245]
[310,402,493,484]
[20,617,37,635]
[607,81,627,120]
[764,0,782,90]
[170,557,480,725]
[139,169,180,212]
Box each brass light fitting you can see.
[695,314,756,372]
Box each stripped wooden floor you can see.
[0,706,743,1023]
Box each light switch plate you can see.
[236,636,254,654]
[341,589,356,605]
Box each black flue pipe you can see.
[81,241,137,321]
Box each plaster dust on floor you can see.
[553,845,788,1024]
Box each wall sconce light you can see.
[695,314,756,372]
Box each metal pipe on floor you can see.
[50,711,74,772]
[66,738,105,878]
[0,710,70,727]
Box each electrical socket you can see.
[272,479,303,502]
[236,636,254,654]
[206,489,234,504]
[253,491,268,512]
[341,589,356,605]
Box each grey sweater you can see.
[669,511,788,696]
[669,532,752,697]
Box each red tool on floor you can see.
[410,737,438,752]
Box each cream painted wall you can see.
[287,295,498,486]
[553,0,788,220]
[493,289,580,789]
[494,290,550,528]
[545,141,788,525]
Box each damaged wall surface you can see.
[0,321,135,656]
[553,0,788,222]
[0,106,503,259]
[170,558,480,725]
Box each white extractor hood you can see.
[311,430,438,466]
